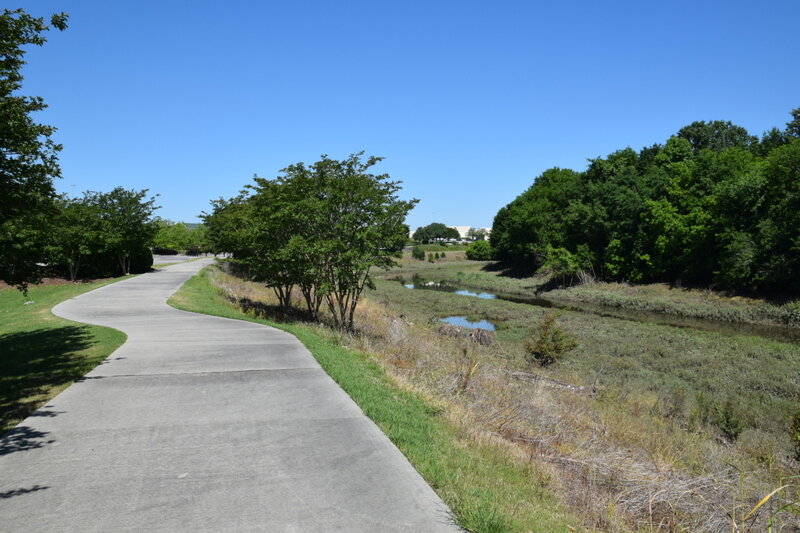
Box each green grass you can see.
[168,267,582,532]
[0,279,129,432]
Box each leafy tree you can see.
[411,244,425,260]
[92,188,159,275]
[490,108,800,291]
[202,194,253,258]
[154,220,207,253]
[465,239,493,260]
[241,153,416,330]
[677,120,756,153]
[0,9,68,291]
[467,227,488,241]
[786,108,800,138]
[46,195,101,281]
[413,222,459,243]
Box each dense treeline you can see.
[203,153,415,330]
[45,187,159,281]
[0,10,159,288]
[491,109,800,291]
[152,221,208,255]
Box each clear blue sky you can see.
[16,0,800,230]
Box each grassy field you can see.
[0,279,128,432]
[377,256,800,530]
[169,267,582,533]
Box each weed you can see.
[455,348,480,393]
[791,409,800,462]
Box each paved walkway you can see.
[0,260,458,531]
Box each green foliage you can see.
[154,220,207,253]
[0,9,68,291]
[466,239,493,260]
[791,408,800,462]
[677,120,757,152]
[715,396,744,442]
[491,109,800,292]
[539,245,592,286]
[523,313,577,367]
[204,152,416,330]
[90,188,159,275]
[411,244,425,260]
[46,196,102,281]
[38,190,157,279]
[0,278,126,432]
[413,222,460,243]
[467,227,488,241]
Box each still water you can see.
[440,316,496,330]
[402,275,800,345]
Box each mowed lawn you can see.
[0,280,128,432]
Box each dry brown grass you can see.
[207,266,799,532]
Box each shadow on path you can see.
[0,426,53,456]
[0,485,49,499]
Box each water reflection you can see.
[440,316,496,330]
[401,275,800,345]
[404,276,496,299]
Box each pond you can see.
[440,316,496,331]
[404,279,497,300]
[401,275,800,345]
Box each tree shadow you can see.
[480,261,536,278]
[0,426,54,456]
[234,296,312,324]
[0,485,49,499]
[0,326,95,431]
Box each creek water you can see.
[440,316,496,330]
[402,275,800,345]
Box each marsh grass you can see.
[178,264,800,531]
[0,279,128,432]
[407,259,800,328]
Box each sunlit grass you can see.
[0,279,129,432]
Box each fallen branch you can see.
[510,371,596,396]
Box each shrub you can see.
[152,246,178,255]
[714,397,744,442]
[411,245,425,261]
[428,253,435,263]
[791,408,800,462]
[466,239,493,260]
[524,312,577,367]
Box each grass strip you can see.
[168,266,579,533]
[0,279,129,432]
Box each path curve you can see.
[0,260,458,532]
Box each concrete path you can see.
[0,260,458,532]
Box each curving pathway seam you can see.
[0,259,458,532]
